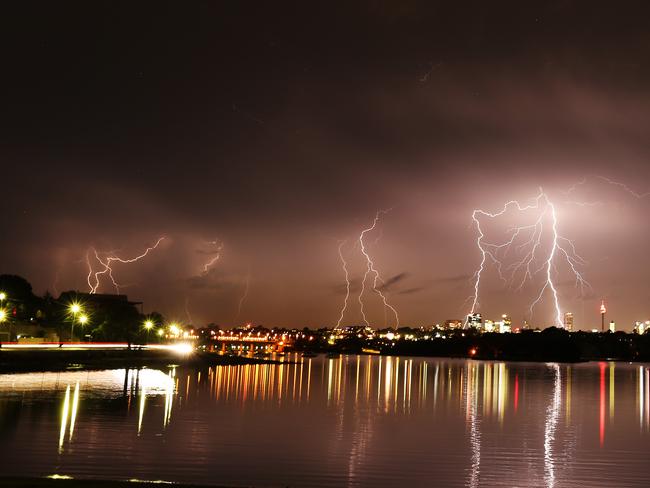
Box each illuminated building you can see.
[497,314,512,334]
[635,321,650,335]
[609,321,616,333]
[564,312,574,332]
[466,313,482,330]
[483,320,495,333]
[443,319,463,330]
[600,300,607,332]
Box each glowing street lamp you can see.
[0,292,6,303]
[169,323,180,337]
[0,309,7,324]
[68,302,83,341]
[143,319,154,343]
[78,314,88,326]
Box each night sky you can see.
[3,1,650,330]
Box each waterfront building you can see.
[497,314,512,333]
[443,319,463,330]
[466,313,482,329]
[609,321,616,333]
[483,320,495,333]
[564,312,574,332]
[634,321,650,334]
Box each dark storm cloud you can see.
[376,273,410,292]
[3,1,650,328]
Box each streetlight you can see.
[0,292,6,303]
[68,302,83,341]
[169,323,180,337]
[144,319,154,342]
[0,309,6,323]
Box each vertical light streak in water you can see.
[394,357,400,413]
[138,384,146,435]
[599,362,606,447]
[644,368,650,429]
[566,366,572,424]
[298,362,303,403]
[514,374,519,414]
[277,363,284,402]
[421,362,428,404]
[327,359,334,405]
[609,363,615,420]
[58,385,71,453]
[646,369,650,429]
[496,363,508,424]
[433,364,439,408]
[484,364,492,418]
[467,363,480,488]
[403,360,408,411]
[69,382,80,441]
[337,355,344,405]
[163,370,174,427]
[355,355,360,403]
[365,356,372,401]
[307,360,312,400]
[639,366,644,430]
[544,364,561,488]
[384,357,392,411]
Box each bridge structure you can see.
[206,335,287,354]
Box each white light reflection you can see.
[467,363,480,488]
[544,364,561,488]
[58,385,71,453]
[69,382,80,440]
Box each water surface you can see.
[0,355,648,487]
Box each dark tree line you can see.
[0,274,166,343]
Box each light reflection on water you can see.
[0,356,649,487]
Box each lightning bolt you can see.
[86,237,165,294]
[201,240,223,275]
[594,176,650,199]
[336,240,351,328]
[358,210,400,328]
[184,296,193,325]
[565,175,650,202]
[468,189,590,328]
[237,268,251,320]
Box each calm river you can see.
[0,355,649,487]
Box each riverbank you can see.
[0,348,285,373]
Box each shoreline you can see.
[0,477,231,488]
[0,349,287,373]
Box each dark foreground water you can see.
[0,355,649,487]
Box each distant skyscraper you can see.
[564,312,574,332]
[498,314,512,333]
[609,321,616,333]
[466,313,482,329]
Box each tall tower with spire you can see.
[600,299,607,332]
